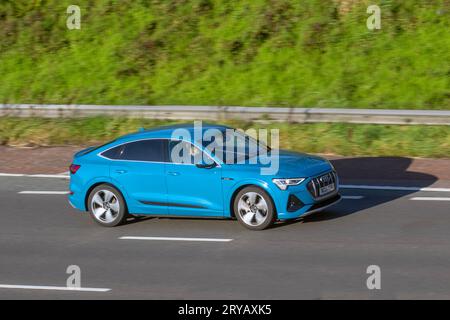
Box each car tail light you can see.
[69,164,81,174]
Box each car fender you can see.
[83,176,130,208]
[224,178,279,217]
[103,176,133,203]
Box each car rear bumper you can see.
[68,192,86,211]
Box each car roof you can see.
[116,123,233,142]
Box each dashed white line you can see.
[0,173,24,177]
[18,191,70,195]
[410,197,450,201]
[0,284,111,292]
[28,174,70,179]
[340,184,450,192]
[119,236,233,242]
[0,173,69,179]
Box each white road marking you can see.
[0,284,110,292]
[27,174,70,179]
[342,196,364,199]
[0,173,25,177]
[340,184,450,192]
[0,173,69,179]
[119,236,233,242]
[410,197,450,201]
[18,191,70,195]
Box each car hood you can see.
[229,150,332,177]
[273,150,332,177]
[223,150,333,178]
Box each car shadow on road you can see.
[273,157,438,227]
[123,215,155,225]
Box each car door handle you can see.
[115,169,127,174]
[168,172,180,176]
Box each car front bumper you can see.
[273,169,341,220]
[297,193,342,218]
[277,192,342,220]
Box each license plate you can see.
[319,183,335,195]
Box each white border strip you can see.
[119,236,233,242]
[0,284,110,292]
[340,184,450,192]
[19,191,70,195]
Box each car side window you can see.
[168,140,204,164]
[101,139,167,162]
[101,144,125,160]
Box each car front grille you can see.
[307,171,338,199]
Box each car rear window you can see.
[101,139,167,162]
[101,144,125,160]
[79,139,118,156]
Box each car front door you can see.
[105,139,168,215]
[165,140,223,217]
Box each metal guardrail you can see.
[1,104,449,125]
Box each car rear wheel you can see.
[88,184,127,227]
[234,186,275,230]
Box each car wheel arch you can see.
[229,183,277,219]
[84,182,128,212]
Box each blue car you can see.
[68,124,341,230]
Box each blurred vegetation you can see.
[0,117,449,158]
[0,0,449,109]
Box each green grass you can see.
[1,117,449,158]
[0,0,449,109]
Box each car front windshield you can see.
[199,129,270,163]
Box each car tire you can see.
[233,186,276,230]
[87,184,128,227]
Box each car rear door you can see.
[105,139,169,215]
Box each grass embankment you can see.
[0,117,448,158]
[0,0,449,109]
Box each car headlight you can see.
[272,178,305,190]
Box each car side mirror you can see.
[195,162,217,169]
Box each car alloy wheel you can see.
[234,186,275,230]
[238,192,269,226]
[91,190,120,223]
[88,184,127,227]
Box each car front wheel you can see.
[233,186,276,230]
[88,184,127,227]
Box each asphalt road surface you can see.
[1,175,450,299]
